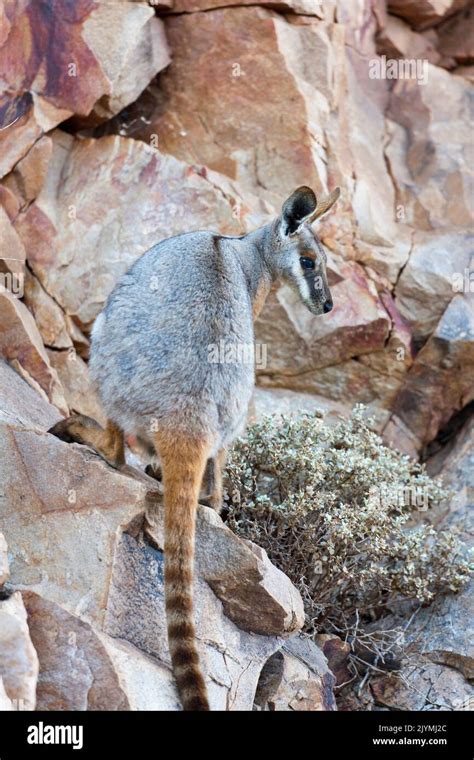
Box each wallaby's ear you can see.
[309,187,340,223]
[281,186,317,236]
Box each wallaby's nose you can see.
[323,299,333,314]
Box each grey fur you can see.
[89,187,337,453]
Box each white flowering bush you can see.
[224,407,471,639]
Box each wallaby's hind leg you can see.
[200,448,227,513]
[154,430,212,711]
[49,415,125,467]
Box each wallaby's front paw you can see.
[48,414,101,445]
[49,415,125,469]
[49,416,80,443]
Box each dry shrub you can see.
[224,407,472,641]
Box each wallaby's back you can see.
[89,231,256,448]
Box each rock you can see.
[0,592,39,711]
[198,510,304,636]
[15,130,269,329]
[0,290,68,413]
[369,579,474,710]
[386,64,473,231]
[0,203,25,287]
[250,387,353,424]
[0,359,60,431]
[79,1,170,123]
[146,504,305,639]
[47,348,106,426]
[128,8,323,205]
[1,360,306,710]
[395,229,472,342]
[357,290,414,379]
[0,360,154,625]
[0,93,70,180]
[453,64,474,82]
[97,634,180,711]
[2,136,53,208]
[376,12,440,62]
[256,261,391,378]
[0,2,104,116]
[105,518,301,710]
[0,678,13,711]
[0,0,169,151]
[437,5,474,65]
[425,415,474,678]
[0,460,152,627]
[387,0,472,30]
[316,634,352,687]
[414,588,473,680]
[171,0,324,11]
[258,357,402,411]
[66,318,91,360]
[0,183,21,222]
[23,270,72,350]
[0,532,9,587]
[23,591,129,710]
[370,410,473,710]
[428,415,474,525]
[382,414,423,459]
[254,635,337,711]
[254,261,416,411]
[388,294,474,450]
[125,7,406,270]
[318,24,401,259]
[371,661,473,710]
[426,414,474,547]
[342,46,397,251]
[24,584,179,710]
[352,230,412,286]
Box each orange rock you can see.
[386,64,473,231]
[0,289,67,413]
[0,204,25,286]
[387,0,471,30]
[0,0,169,176]
[2,136,53,208]
[47,348,106,426]
[437,4,474,64]
[23,270,72,349]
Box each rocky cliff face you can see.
[0,360,333,710]
[0,0,472,710]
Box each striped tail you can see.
[157,433,211,711]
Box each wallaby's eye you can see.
[300,257,315,270]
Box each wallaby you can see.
[50,185,340,711]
